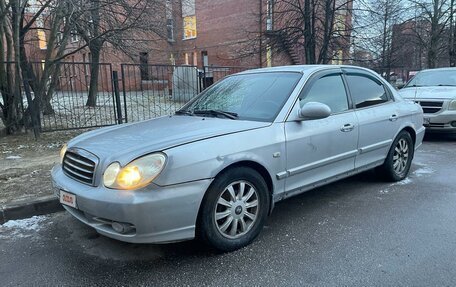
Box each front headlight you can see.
[59,144,67,164]
[103,153,166,190]
[449,100,456,110]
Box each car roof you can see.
[237,64,375,75]
[418,67,456,73]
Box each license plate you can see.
[60,190,77,208]
[423,117,430,125]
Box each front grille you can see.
[415,101,443,114]
[62,149,97,185]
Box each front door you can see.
[284,70,359,192]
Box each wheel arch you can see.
[401,126,417,147]
[221,161,275,208]
[195,160,275,237]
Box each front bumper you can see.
[51,165,212,243]
[424,110,456,133]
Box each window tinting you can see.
[300,74,349,114]
[346,75,388,108]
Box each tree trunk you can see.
[86,45,101,107]
[318,0,335,64]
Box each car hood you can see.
[68,115,270,162]
[398,86,456,100]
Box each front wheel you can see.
[378,130,414,181]
[198,167,270,252]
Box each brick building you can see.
[23,0,353,93]
[25,0,352,68]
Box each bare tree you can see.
[352,0,406,80]
[410,0,452,68]
[236,0,352,66]
[67,0,168,107]
[265,0,353,65]
[1,0,170,134]
[1,0,61,132]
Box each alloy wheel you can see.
[214,180,259,239]
[393,138,409,174]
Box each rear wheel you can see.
[378,130,414,181]
[198,167,269,252]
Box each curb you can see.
[0,195,63,224]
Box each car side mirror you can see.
[298,102,331,120]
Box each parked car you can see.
[52,65,425,252]
[398,67,456,133]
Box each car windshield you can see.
[404,70,456,88]
[179,72,302,122]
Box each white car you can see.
[399,68,456,133]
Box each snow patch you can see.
[3,215,47,230]
[413,166,434,177]
[45,143,61,149]
[0,215,50,239]
[5,155,21,160]
[395,177,413,185]
[386,177,413,189]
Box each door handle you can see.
[340,123,355,132]
[389,114,398,121]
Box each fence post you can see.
[120,65,128,123]
[112,71,123,124]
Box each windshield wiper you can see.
[437,84,456,87]
[175,109,195,116]
[193,109,238,120]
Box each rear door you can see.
[343,68,400,168]
[283,69,359,192]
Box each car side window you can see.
[346,74,389,108]
[299,74,349,114]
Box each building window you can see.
[202,51,208,67]
[166,0,174,42]
[192,52,197,66]
[183,16,197,39]
[184,53,190,65]
[334,14,346,34]
[332,50,344,65]
[266,0,273,31]
[70,31,79,43]
[36,17,47,50]
[182,0,196,40]
[167,19,175,42]
[56,32,63,45]
[139,52,149,80]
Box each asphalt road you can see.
[1,134,455,287]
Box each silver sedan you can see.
[51,65,425,251]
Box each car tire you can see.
[378,130,414,182]
[198,167,270,252]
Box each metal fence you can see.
[119,64,253,123]
[0,62,253,134]
[120,64,200,123]
[41,62,120,132]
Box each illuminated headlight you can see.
[59,144,67,164]
[449,100,456,110]
[103,153,166,190]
